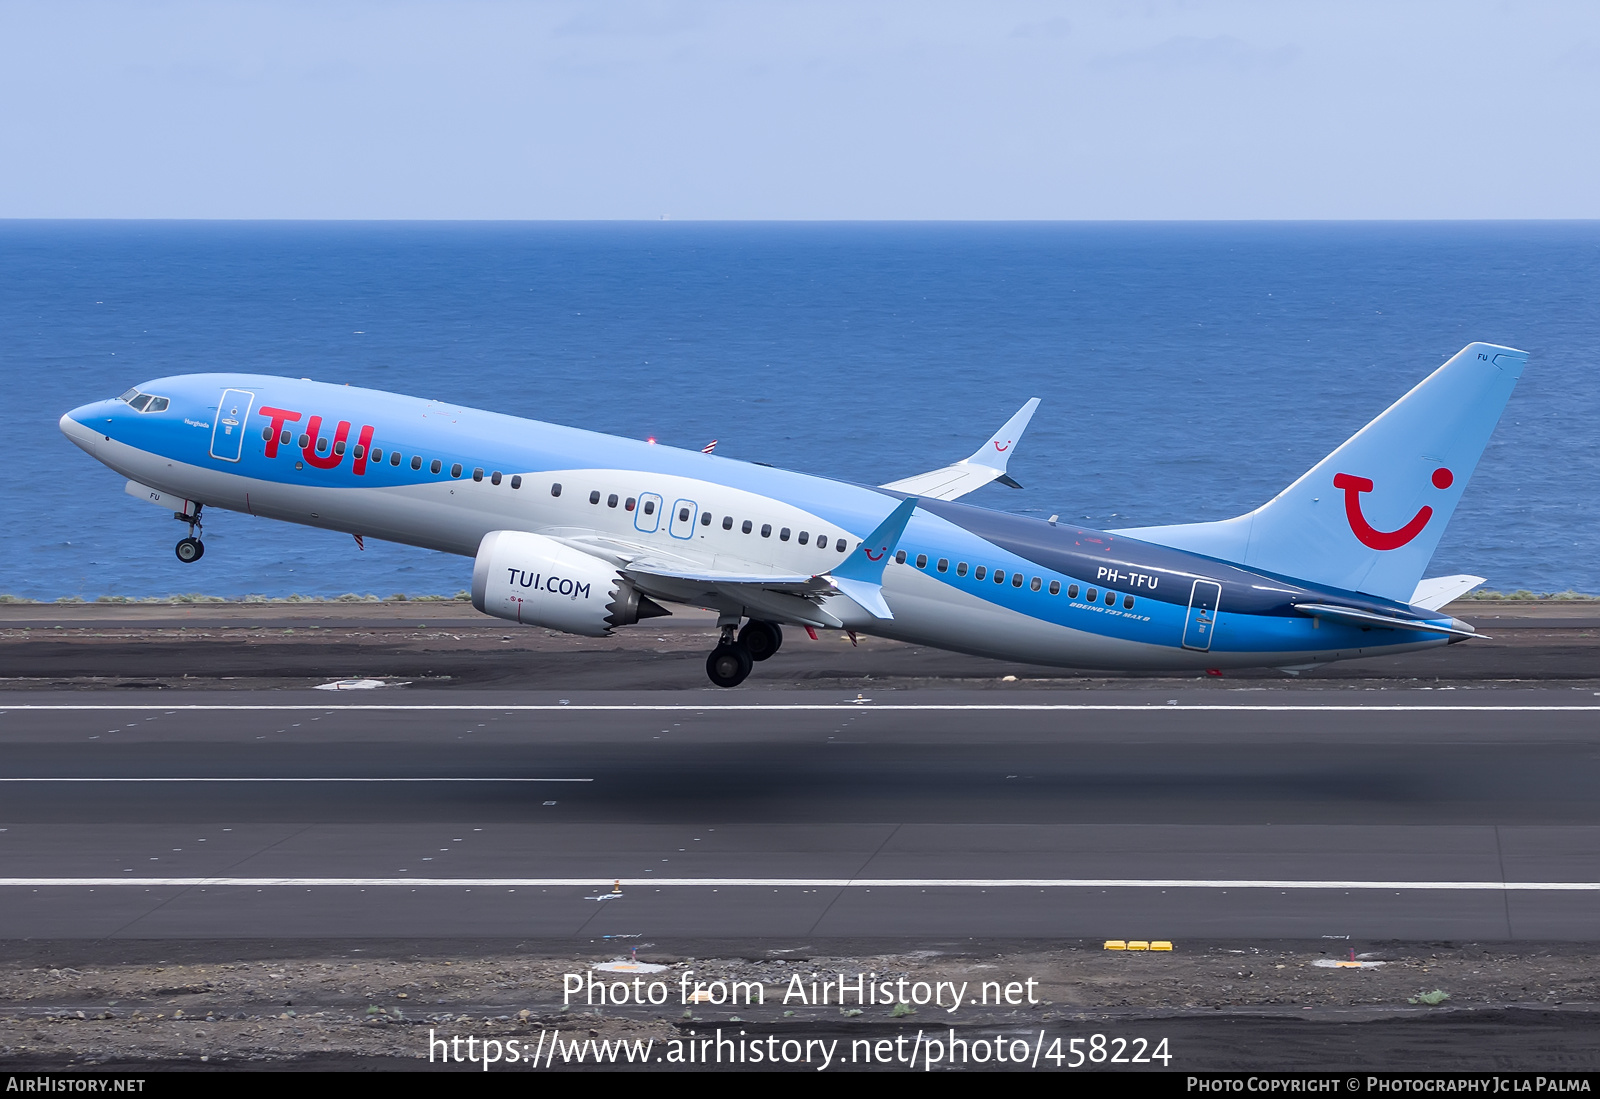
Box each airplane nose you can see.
[60,404,109,455]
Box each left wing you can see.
[558,498,922,627]
[881,398,1040,501]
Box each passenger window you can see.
[370,448,381,462]
[1068,584,1078,598]
[608,494,618,507]
[994,570,1005,584]
[957,562,968,577]
[335,441,346,456]
[625,497,635,511]
[798,531,809,545]
[701,513,712,526]
[1012,574,1024,588]
[590,490,601,504]
[723,516,734,530]
[895,550,906,564]
[836,538,847,552]
[760,523,772,537]
[1105,590,1116,605]
[472,468,484,482]
[318,438,330,454]
[741,520,752,534]
[429,459,442,474]
[1123,594,1135,609]
[299,434,310,448]
[1049,580,1060,595]
[1087,588,1098,601]
[511,475,522,489]
[390,451,401,466]
[553,483,564,497]
[491,472,502,485]
[779,527,790,541]
[916,554,928,569]
[261,427,273,442]
[643,500,655,515]
[1030,576,1041,591]
[680,507,692,522]
[282,430,293,445]
[411,455,422,470]
[353,445,364,460]
[975,566,987,580]
[937,559,948,573]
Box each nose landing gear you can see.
[173,504,205,564]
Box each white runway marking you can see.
[4,704,1599,713]
[0,777,590,783]
[1,877,1596,891]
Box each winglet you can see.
[827,496,919,619]
[880,398,1041,500]
[964,397,1040,471]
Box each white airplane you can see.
[60,342,1524,686]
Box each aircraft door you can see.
[1182,579,1222,651]
[669,498,698,539]
[209,388,255,462]
[634,492,663,533]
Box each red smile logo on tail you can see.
[1333,468,1453,550]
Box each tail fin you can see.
[1110,343,1525,603]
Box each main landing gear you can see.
[705,618,784,688]
[173,504,205,563]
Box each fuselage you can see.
[61,373,1465,672]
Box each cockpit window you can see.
[119,389,169,413]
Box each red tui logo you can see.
[1333,468,1452,551]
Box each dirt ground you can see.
[2,940,1600,1070]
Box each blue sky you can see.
[3,1,1597,219]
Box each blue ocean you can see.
[2,221,1596,600]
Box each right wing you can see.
[880,398,1039,501]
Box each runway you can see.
[2,689,1598,941]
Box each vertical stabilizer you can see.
[1111,343,1525,603]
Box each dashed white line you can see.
[1,877,1596,891]
[4,704,1598,713]
[0,777,590,783]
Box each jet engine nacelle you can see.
[471,530,668,636]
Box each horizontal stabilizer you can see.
[881,398,1039,501]
[1410,575,1486,611]
[1293,603,1481,640]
